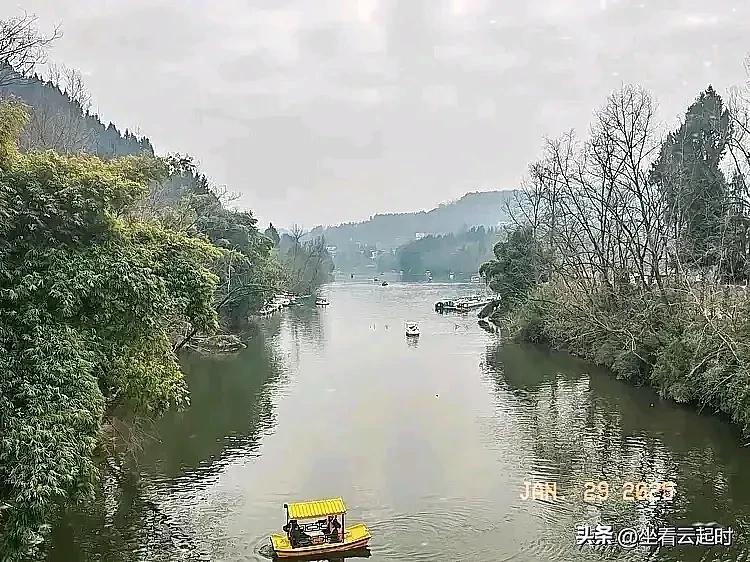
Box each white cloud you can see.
[2,0,747,227]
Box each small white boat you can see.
[405,321,420,337]
[316,297,330,306]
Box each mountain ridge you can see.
[306,189,516,249]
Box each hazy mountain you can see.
[307,190,515,250]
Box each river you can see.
[47,282,750,562]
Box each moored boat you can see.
[315,297,330,306]
[405,321,420,337]
[435,296,491,313]
[434,299,456,312]
[270,497,371,559]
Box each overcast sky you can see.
[2,1,749,228]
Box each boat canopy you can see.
[285,497,346,519]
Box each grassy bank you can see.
[490,281,750,434]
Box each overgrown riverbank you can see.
[481,83,750,436]
[488,282,750,432]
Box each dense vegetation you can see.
[397,226,500,279]
[0,101,223,556]
[0,14,327,558]
[482,83,750,434]
[275,227,335,293]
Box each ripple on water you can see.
[365,497,539,561]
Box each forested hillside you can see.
[307,190,515,249]
[0,14,323,559]
[0,67,153,157]
[397,226,500,280]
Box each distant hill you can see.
[0,70,154,158]
[307,190,516,250]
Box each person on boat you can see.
[285,519,308,547]
[325,515,342,543]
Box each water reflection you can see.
[47,284,750,562]
[482,342,750,561]
[48,329,287,562]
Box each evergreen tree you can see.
[650,86,730,267]
[264,222,280,246]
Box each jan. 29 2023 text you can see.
[520,480,676,502]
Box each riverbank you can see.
[487,280,750,436]
[48,282,750,562]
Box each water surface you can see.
[49,282,750,561]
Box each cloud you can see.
[2,0,749,227]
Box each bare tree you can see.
[0,13,61,87]
[20,64,95,153]
[513,86,668,305]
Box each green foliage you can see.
[650,86,730,266]
[0,101,220,558]
[264,222,280,246]
[137,154,280,330]
[397,226,498,279]
[480,226,546,310]
[490,85,750,437]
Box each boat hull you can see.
[274,538,370,558]
[271,523,371,559]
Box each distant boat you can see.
[405,321,420,337]
[470,275,481,283]
[434,299,455,312]
[381,281,388,286]
[435,296,490,312]
[316,297,330,306]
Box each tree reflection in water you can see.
[481,342,750,562]
[47,325,289,562]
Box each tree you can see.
[278,232,334,293]
[651,86,730,268]
[19,64,95,153]
[0,101,220,558]
[138,154,281,337]
[0,13,60,87]
[480,226,545,310]
[264,222,280,246]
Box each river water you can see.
[48,282,750,562]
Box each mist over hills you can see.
[306,190,515,249]
[0,70,514,254]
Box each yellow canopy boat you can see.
[270,497,371,559]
